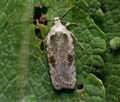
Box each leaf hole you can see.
[77,84,83,90]
[35,28,43,39]
[33,6,48,25]
[40,41,45,51]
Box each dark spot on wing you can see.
[49,55,56,67]
[67,53,73,65]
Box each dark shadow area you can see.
[110,48,120,54]
[93,71,105,81]
[54,88,75,94]
[100,1,108,14]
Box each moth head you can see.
[54,17,61,24]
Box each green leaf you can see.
[101,0,120,102]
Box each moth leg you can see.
[36,19,39,24]
[39,36,48,52]
[65,22,84,49]
[65,22,79,27]
[71,33,85,50]
[42,36,48,47]
[65,22,71,27]
[44,35,48,45]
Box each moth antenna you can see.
[61,6,75,20]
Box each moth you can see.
[34,6,84,90]
[46,17,76,90]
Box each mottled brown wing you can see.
[47,31,76,90]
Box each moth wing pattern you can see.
[47,18,76,90]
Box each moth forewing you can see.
[47,17,76,90]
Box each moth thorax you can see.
[54,17,61,24]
